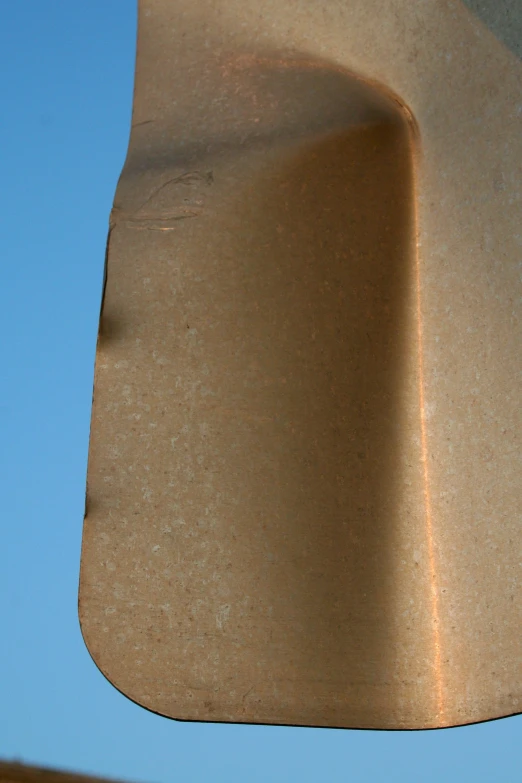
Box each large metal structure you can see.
[80,0,522,729]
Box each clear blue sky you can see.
[1,3,520,782]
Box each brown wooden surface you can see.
[0,762,135,783]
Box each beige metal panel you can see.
[79,0,522,729]
[463,0,522,58]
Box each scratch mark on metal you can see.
[136,171,213,214]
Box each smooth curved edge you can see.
[76,603,522,731]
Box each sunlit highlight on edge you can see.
[410,126,445,724]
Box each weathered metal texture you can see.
[79,0,522,729]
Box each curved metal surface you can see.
[79,0,522,729]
